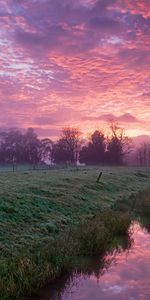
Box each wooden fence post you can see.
[97,171,102,183]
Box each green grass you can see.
[0,166,150,299]
[0,211,131,300]
[114,189,150,217]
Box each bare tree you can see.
[61,127,82,164]
[52,127,82,165]
[107,123,132,165]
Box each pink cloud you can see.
[0,0,149,138]
[82,113,140,123]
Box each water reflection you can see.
[25,228,133,300]
[27,222,150,300]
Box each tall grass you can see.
[0,211,131,300]
[114,189,150,218]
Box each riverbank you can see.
[0,167,150,299]
[26,221,150,300]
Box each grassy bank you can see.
[114,188,150,216]
[1,212,131,299]
[0,166,150,299]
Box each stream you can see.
[27,221,150,300]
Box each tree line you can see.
[0,125,133,167]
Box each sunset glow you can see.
[0,0,150,138]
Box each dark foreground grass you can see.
[0,211,131,300]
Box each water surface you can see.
[29,222,150,300]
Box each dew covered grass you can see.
[0,166,150,299]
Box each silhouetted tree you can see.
[79,130,106,165]
[0,129,24,164]
[0,128,54,167]
[23,128,40,167]
[52,127,81,165]
[0,125,133,167]
[51,139,72,164]
[79,145,90,165]
[107,124,131,165]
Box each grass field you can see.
[0,166,150,299]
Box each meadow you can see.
[0,166,150,299]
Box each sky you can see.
[0,0,150,139]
